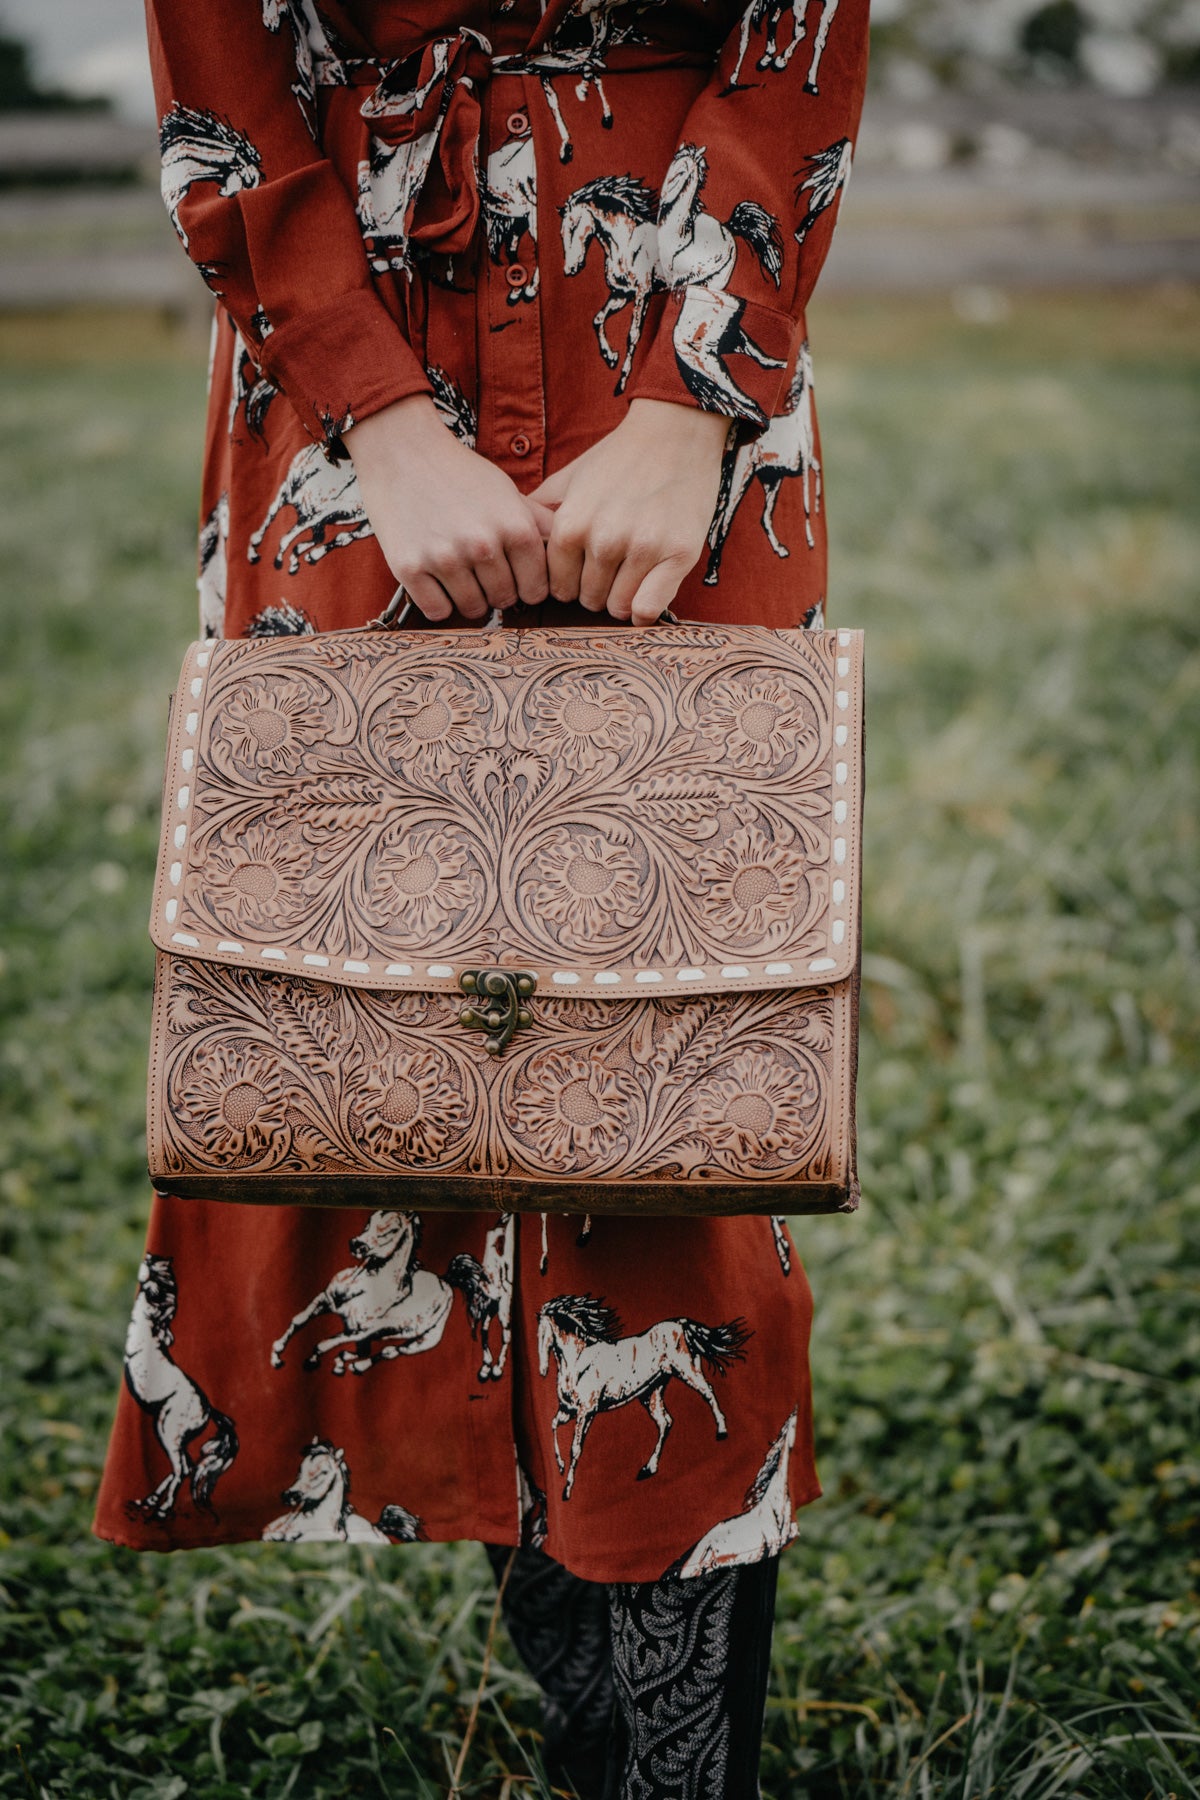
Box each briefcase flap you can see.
[150,622,863,1002]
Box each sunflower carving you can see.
[377,674,490,777]
[348,1046,469,1164]
[523,676,647,772]
[697,671,819,772]
[693,1048,822,1166]
[693,824,811,944]
[205,821,314,932]
[519,828,643,949]
[510,1047,641,1170]
[366,822,486,942]
[219,674,327,773]
[176,1039,292,1164]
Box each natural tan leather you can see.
[147,621,864,1213]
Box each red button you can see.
[510,433,531,457]
[505,263,529,287]
[506,111,530,136]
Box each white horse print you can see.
[516,10,622,165]
[366,29,477,123]
[248,440,371,574]
[447,1212,515,1381]
[771,1215,793,1275]
[353,36,483,272]
[197,492,229,639]
[560,174,666,391]
[727,0,841,92]
[537,1294,752,1500]
[122,1254,239,1522]
[261,0,347,136]
[703,341,821,583]
[228,330,278,442]
[670,1409,799,1576]
[482,136,539,303]
[657,144,788,423]
[159,105,263,253]
[794,137,854,245]
[658,142,783,292]
[534,1210,595,1276]
[270,1209,504,1378]
[518,1458,549,1549]
[262,1437,423,1543]
[247,600,315,638]
[428,364,477,447]
[355,128,439,274]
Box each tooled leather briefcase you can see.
[146,612,863,1214]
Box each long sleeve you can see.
[622,0,869,437]
[145,0,434,452]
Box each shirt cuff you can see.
[622,285,798,440]
[253,289,435,460]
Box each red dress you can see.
[92,0,868,1581]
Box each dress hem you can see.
[88,1481,822,1584]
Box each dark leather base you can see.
[149,1170,861,1214]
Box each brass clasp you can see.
[458,968,537,1055]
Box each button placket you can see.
[477,72,545,487]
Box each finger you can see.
[435,561,492,622]
[626,559,684,627]
[604,543,659,623]
[526,499,558,538]
[546,519,585,606]
[400,570,455,624]
[578,530,625,614]
[471,541,521,613]
[505,520,552,606]
[526,459,576,506]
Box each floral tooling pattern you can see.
[163,624,854,981]
[153,961,846,1188]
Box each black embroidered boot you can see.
[483,1542,617,1800]
[606,1553,780,1800]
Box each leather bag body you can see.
[146,619,864,1214]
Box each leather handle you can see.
[366,586,418,631]
[368,586,680,631]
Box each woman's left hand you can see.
[524,397,732,624]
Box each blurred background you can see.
[1,4,1197,1798]
[1,0,1199,309]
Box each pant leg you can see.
[605,1554,780,1800]
[483,1542,616,1800]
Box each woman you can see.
[94,0,869,1792]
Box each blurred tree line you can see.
[1,4,1198,111]
[0,32,107,111]
[868,0,1198,96]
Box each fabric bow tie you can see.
[359,28,502,262]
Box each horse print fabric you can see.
[121,1254,239,1523]
[93,0,869,1580]
[261,1437,423,1542]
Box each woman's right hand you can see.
[343,394,553,622]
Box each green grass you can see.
[1,290,1198,1798]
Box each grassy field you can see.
[1,288,1198,1798]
